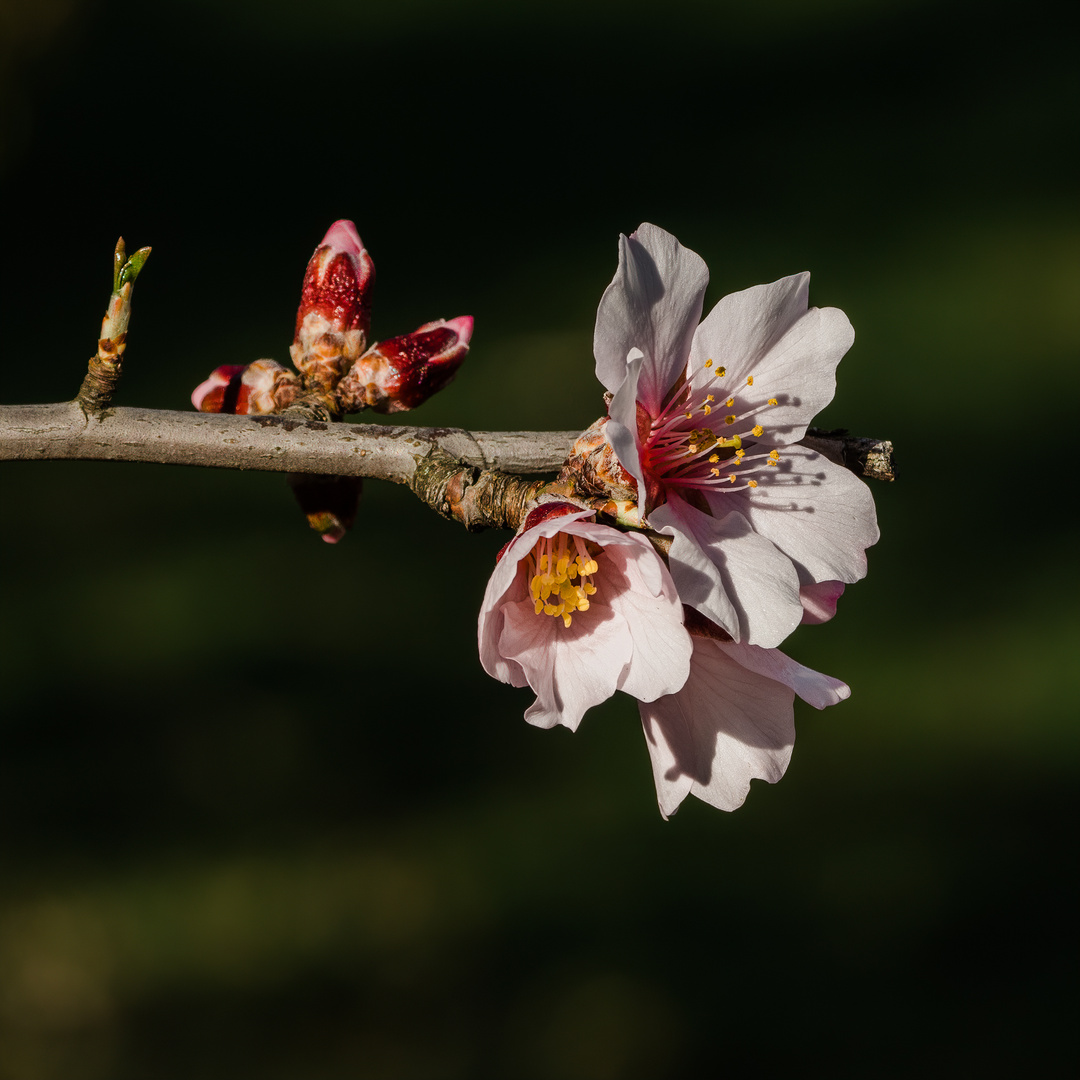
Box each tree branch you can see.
[0,402,580,478]
[0,402,893,480]
[0,401,894,531]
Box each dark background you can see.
[1,1,1077,1077]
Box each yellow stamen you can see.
[768,398,778,406]
[717,366,726,377]
[725,415,736,426]
[710,467,720,477]
[747,375,754,386]
[703,404,711,415]
[706,394,715,402]
[705,358,713,368]
[752,425,764,437]
[528,533,602,627]
[726,397,734,407]
[708,453,719,463]
[748,479,758,488]
[727,474,736,483]
[769,450,780,460]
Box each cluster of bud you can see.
[191,220,472,417]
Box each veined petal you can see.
[594,223,708,412]
[650,499,803,648]
[715,641,850,709]
[639,636,796,818]
[708,446,879,586]
[503,599,631,732]
[602,532,692,703]
[688,275,853,446]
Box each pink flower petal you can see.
[593,223,709,412]
[639,636,796,818]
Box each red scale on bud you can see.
[337,316,473,414]
[293,220,374,341]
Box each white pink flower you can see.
[594,223,879,648]
[640,623,850,818]
[478,503,693,731]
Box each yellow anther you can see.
[706,394,715,402]
[703,404,711,415]
[769,450,780,460]
[710,467,720,477]
[529,534,602,625]
[747,375,754,386]
[752,425,764,437]
[735,448,745,459]
[708,453,719,463]
[768,398,778,406]
[727,474,736,483]
[705,358,713,368]
[748,479,758,488]
[725,415,736,426]
[726,397,734,407]
[717,366,726,377]
[685,411,693,420]
[767,460,778,466]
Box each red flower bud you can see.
[290,219,375,389]
[336,316,473,414]
[191,360,298,414]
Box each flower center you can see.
[528,533,600,628]
[643,360,782,498]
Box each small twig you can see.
[74,239,151,416]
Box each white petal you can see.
[649,499,803,648]
[689,274,853,445]
[603,533,693,702]
[594,224,708,413]
[604,353,646,490]
[709,446,879,585]
[501,599,631,732]
[639,637,796,817]
[716,642,850,709]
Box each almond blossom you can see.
[478,503,693,731]
[640,619,850,818]
[594,223,879,648]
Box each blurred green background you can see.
[1,0,1077,1076]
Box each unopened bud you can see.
[287,473,362,544]
[336,316,472,414]
[97,238,152,366]
[290,219,375,390]
[191,360,298,414]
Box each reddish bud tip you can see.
[191,365,249,413]
[321,219,364,254]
